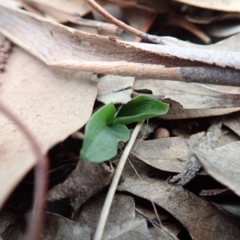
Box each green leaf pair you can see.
[80,96,169,163]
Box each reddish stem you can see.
[85,0,162,44]
[0,103,48,240]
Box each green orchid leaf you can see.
[112,96,169,125]
[80,103,130,163]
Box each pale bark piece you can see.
[173,0,240,12]
[76,193,135,229]
[134,80,240,109]
[118,163,240,240]
[0,47,97,208]
[195,141,240,197]
[48,161,114,212]
[103,218,154,240]
[91,74,134,104]
[1,3,240,86]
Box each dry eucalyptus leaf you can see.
[205,22,240,38]
[160,99,240,119]
[103,218,154,240]
[173,0,240,12]
[195,141,240,197]
[91,74,134,104]
[118,162,240,240]
[0,210,18,234]
[41,213,92,240]
[1,3,240,86]
[132,132,204,173]
[0,47,97,208]
[1,213,92,240]
[134,80,240,109]
[155,33,240,52]
[76,193,135,229]
[170,121,222,185]
[48,161,114,212]
[223,113,240,137]
[22,0,91,17]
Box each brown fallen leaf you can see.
[1,3,240,86]
[48,161,114,212]
[173,0,240,12]
[23,0,91,18]
[161,99,240,119]
[205,22,240,38]
[0,47,97,208]
[1,212,92,240]
[103,218,154,240]
[76,192,135,228]
[170,121,222,185]
[153,32,240,51]
[134,80,240,109]
[118,161,240,240]
[0,209,18,234]
[195,141,240,197]
[223,113,240,137]
[132,132,204,173]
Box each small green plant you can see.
[80,96,169,163]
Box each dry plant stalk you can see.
[0,103,49,240]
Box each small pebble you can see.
[154,127,170,139]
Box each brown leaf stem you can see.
[0,103,49,240]
[85,0,163,44]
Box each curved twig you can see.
[85,0,163,44]
[0,103,49,240]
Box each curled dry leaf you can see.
[118,161,240,240]
[0,47,97,208]
[0,3,240,86]
[195,141,240,197]
[48,161,114,212]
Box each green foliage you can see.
[113,96,169,125]
[80,96,169,163]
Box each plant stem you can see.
[85,0,162,44]
[0,103,48,240]
[93,121,144,240]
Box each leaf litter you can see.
[1,0,240,239]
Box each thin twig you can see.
[0,103,49,240]
[93,121,144,240]
[85,0,163,44]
